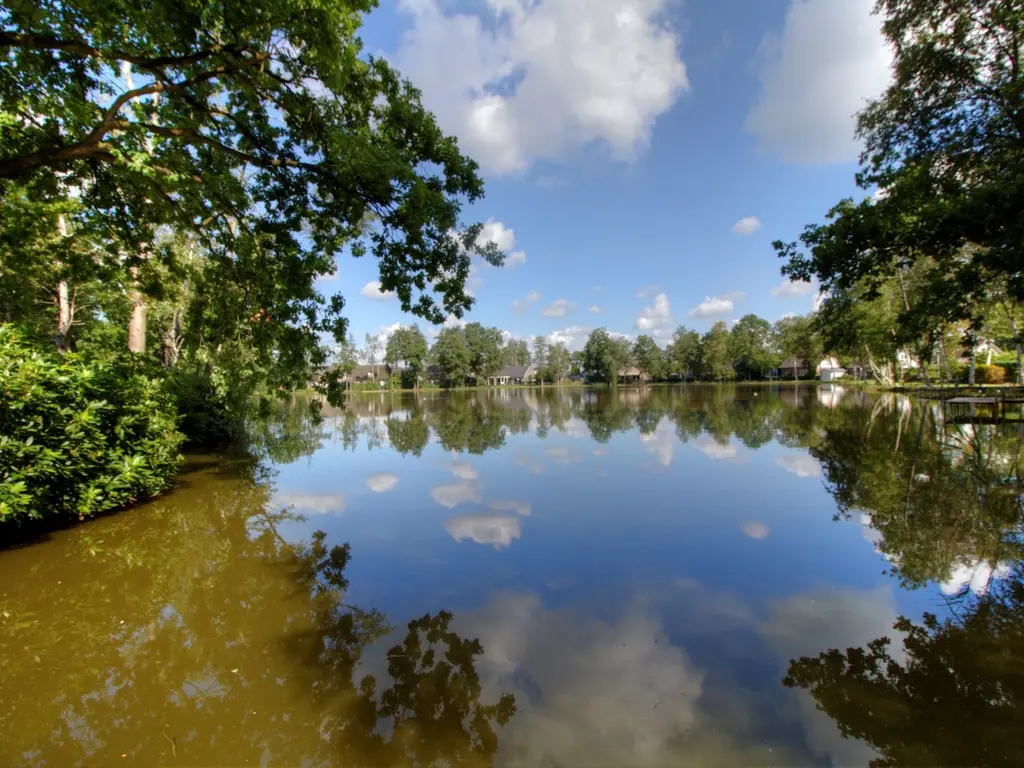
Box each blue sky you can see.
[319,0,892,352]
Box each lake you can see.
[2,384,1022,767]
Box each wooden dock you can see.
[932,389,1024,424]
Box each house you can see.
[343,364,392,383]
[487,364,535,386]
[818,356,846,382]
[778,358,809,379]
[616,366,648,383]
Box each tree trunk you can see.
[55,279,73,353]
[162,308,183,367]
[968,342,977,385]
[128,294,147,354]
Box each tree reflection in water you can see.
[0,460,514,767]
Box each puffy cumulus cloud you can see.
[639,417,675,467]
[394,0,688,175]
[511,290,542,314]
[456,592,705,766]
[741,521,769,540]
[547,444,582,465]
[691,436,743,462]
[430,481,483,509]
[365,472,400,493]
[488,498,533,517]
[443,514,523,549]
[770,279,817,299]
[776,453,822,478]
[475,218,527,268]
[540,298,577,318]
[557,418,591,439]
[272,491,345,516]
[688,296,734,318]
[636,284,661,299]
[588,304,604,315]
[940,560,1012,597]
[635,292,673,331]
[732,216,761,235]
[547,325,591,351]
[449,458,479,481]
[745,0,892,164]
[360,280,396,301]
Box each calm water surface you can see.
[2,385,1023,766]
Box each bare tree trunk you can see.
[128,293,147,354]
[968,340,977,385]
[55,279,73,353]
[162,308,183,367]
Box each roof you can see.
[496,364,532,378]
[819,356,845,370]
[617,366,642,376]
[347,363,391,379]
[779,358,808,369]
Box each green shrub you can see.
[167,371,238,449]
[0,327,184,526]
[974,364,1007,384]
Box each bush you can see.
[167,371,238,449]
[974,364,1007,384]
[0,327,184,526]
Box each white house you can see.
[818,356,846,382]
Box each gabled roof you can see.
[779,357,808,369]
[497,364,533,378]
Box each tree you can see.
[431,327,471,386]
[331,332,359,384]
[785,567,1024,768]
[532,336,549,370]
[502,338,529,367]
[728,314,775,380]
[631,335,664,381]
[545,342,571,382]
[667,326,702,380]
[0,0,504,390]
[385,325,428,388]
[364,333,383,379]
[464,323,503,383]
[701,322,733,381]
[773,316,822,374]
[582,328,630,384]
[775,1,1024,376]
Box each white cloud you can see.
[516,449,546,475]
[394,0,688,175]
[770,279,817,299]
[639,417,675,467]
[511,290,542,314]
[474,218,527,268]
[547,325,591,351]
[365,472,400,493]
[688,296,734,318]
[443,514,523,549]
[588,305,604,315]
[813,289,828,312]
[450,458,479,481]
[540,298,577,318]
[691,436,742,462]
[457,592,705,767]
[272,491,345,516]
[360,280,396,301]
[430,481,483,509]
[488,499,533,517]
[745,0,892,164]
[940,560,1012,596]
[635,292,673,331]
[732,216,761,235]
[547,444,582,465]
[776,453,822,478]
[636,284,661,299]
[741,521,770,540]
[720,290,747,302]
